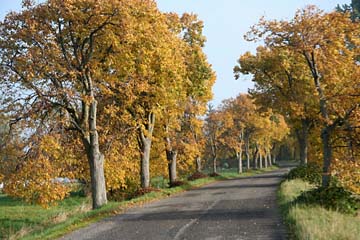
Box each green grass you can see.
[222,166,279,178]
[1,166,278,240]
[278,179,360,240]
[0,194,92,240]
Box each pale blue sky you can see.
[0,0,350,106]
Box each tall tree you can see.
[177,13,216,173]
[0,0,129,208]
[244,6,360,186]
[107,4,187,189]
[0,0,187,207]
[235,46,317,164]
[162,12,215,182]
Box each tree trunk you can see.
[164,124,178,186]
[271,144,276,165]
[264,150,268,168]
[195,155,202,172]
[253,148,258,169]
[272,153,276,164]
[304,51,332,187]
[88,149,107,209]
[293,145,297,161]
[212,155,217,174]
[345,122,355,159]
[268,152,272,167]
[138,112,155,189]
[296,119,311,165]
[83,100,107,209]
[321,127,332,187]
[237,150,243,174]
[140,135,151,188]
[167,150,177,185]
[210,137,217,174]
[237,129,244,173]
[298,136,308,164]
[245,136,250,170]
[259,152,263,169]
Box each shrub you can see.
[187,172,208,181]
[169,180,187,188]
[296,185,360,215]
[286,163,322,185]
[3,157,70,207]
[127,187,160,199]
[107,188,127,201]
[108,178,144,201]
[208,172,220,177]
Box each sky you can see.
[0,0,351,106]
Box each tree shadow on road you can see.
[192,182,280,191]
[116,200,278,222]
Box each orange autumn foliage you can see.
[4,157,70,208]
[331,158,360,195]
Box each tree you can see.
[0,0,132,208]
[180,13,215,174]
[98,4,189,189]
[204,94,288,173]
[243,6,360,186]
[160,13,215,184]
[220,94,255,173]
[3,134,72,207]
[0,0,187,207]
[0,114,24,186]
[337,0,360,21]
[204,105,231,174]
[235,46,317,165]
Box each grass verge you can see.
[1,166,278,240]
[278,179,360,240]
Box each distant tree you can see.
[204,105,232,174]
[235,45,317,165]
[220,94,255,173]
[336,0,360,21]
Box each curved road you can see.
[61,169,288,240]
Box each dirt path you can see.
[61,169,289,240]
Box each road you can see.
[61,169,289,240]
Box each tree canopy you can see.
[235,5,360,189]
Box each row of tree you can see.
[203,94,288,174]
[234,4,360,190]
[1,0,358,210]
[0,0,216,209]
[0,0,290,210]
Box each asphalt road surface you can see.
[61,168,289,240]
